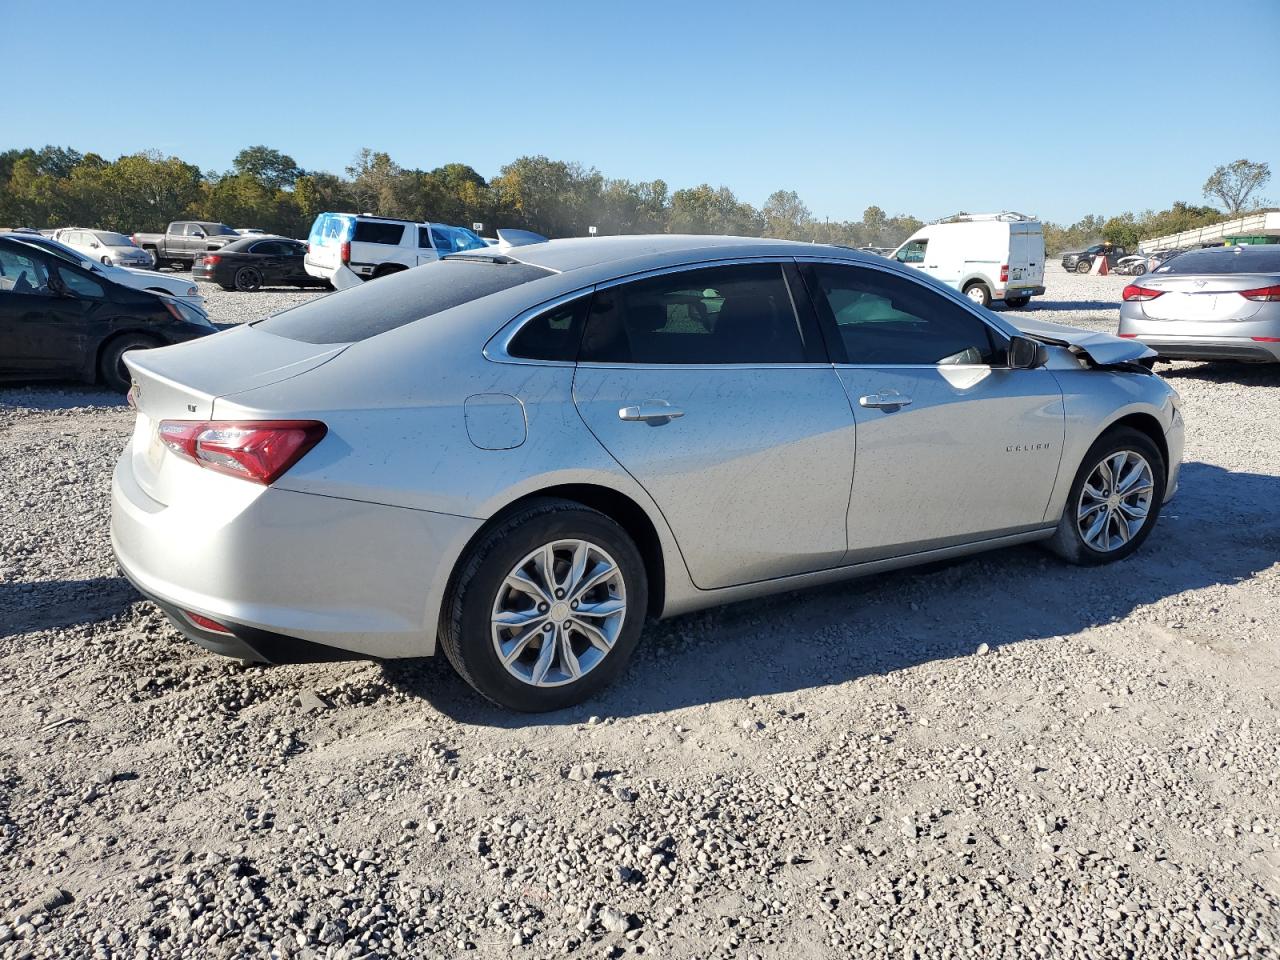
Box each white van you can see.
[889,213,1045,309]
[304,213,488,287]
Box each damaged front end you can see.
[1011,317,1158,372]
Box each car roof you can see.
[460,233,873,279]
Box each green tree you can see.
[761,190,811,240]
[1203,159,1271,215]
[232,146,303,190]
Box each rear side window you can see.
[579,263,810,364]
[807,263,1002,365]
[255,259,553,344]
[353,220,407,245]
[1155,248,1280,274]
[507,296,590,361]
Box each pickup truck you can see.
[1060,243,1128,274]
[132,221,242,270]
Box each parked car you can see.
[1118,245,1280,363]
[132,222,241,271]
[52,228,153,269]
[194,236,330,292]
[303,212,488,287]
[1061,243,1127,274]
[2,232,206,309]
[111,235,1182,711]
[1146,249,1182,272]
[1114,255,1149,276]
[0,235,215,392]
[890,213,1045,308]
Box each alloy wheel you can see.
[1076,450,1155,552]
[490,539,627,688]
[235,267,262,292]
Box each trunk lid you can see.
[1012,316,1157,366]
[1133,272,1277,322]
[123,325,346,505]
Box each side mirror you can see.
[1008,335,1047,369]
[89,241,99,249]
[192,230,206,238]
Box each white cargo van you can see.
[304,213,488,287]
[890,213,1046,309]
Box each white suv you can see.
[304,213,488,287]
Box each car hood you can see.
[1010,316,1157,366]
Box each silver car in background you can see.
[111,236,1183,711]
[52,228,154,269]
[1119,245,1280,363]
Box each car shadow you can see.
[380,460,1280,726]
[0,384,125,410]
[0,576,138,638]
[1161,361,1280,385]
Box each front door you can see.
[572,261,855,590]
[801,261,1065,561]
[0,246,91,376]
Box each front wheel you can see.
[964,282,991,308]
[1044,427,1166,565]
[1076,260,1092,274]
[439,499,648,712]
[1004,296,1031,309]
[99,334,159,393]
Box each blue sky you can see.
[3,0,1276,224]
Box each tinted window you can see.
[353,220,407,245]
[418,226,433,249]
[0,247,52,295]
[808,263,1001,365]
[250,240,292,255]
[256,259,553,344]
[1154,247,1280,274]
[507,296,590,361]
[580,263,808,364]
[56,265,105,299]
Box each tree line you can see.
[0,145,1270,254]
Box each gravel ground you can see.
[2,268,1279,959]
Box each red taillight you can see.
[1240,285,1280,302]
[1118,333,1137,338]
[1122,284,1164,302]
[1251,337,1280,343]
[183,610,233,635]
[340,240,350,264]
[999,264,1009,283]
[158,420,327,485]
[203,254,221,266]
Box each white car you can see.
[52,228,153,269]
[3,233,206,309]
[304,212,489,288]
[890,213,1046,309]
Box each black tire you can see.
[1133,263,1147,275]
[1076,259,1092,274]
[99,334,159,393]
[1004,296,1031,309]
[1043,426,1166,566]
[963,281,992,308]
[439,498,649,712]
[146,250,163,270]
[233,266,263,292]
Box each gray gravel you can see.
[2,267,1279,959]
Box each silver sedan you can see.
[111,236,1184,711]
[1118,245,1280,363]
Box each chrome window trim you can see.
[483,287,595,368]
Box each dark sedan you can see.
[193,236,329,292]
[0,235,216,392]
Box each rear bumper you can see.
[1129,336,1280,363]
[1001,285,1045,300]
[110,443,484,660]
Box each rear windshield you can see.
[309,214,353,247]
[1154,247,1280,274]
[254,259,553,344]
[353,220,408,245]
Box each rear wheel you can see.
[147,250,162,269]
[1004,296,1031,309]
[963,281,991,308]
[233,266,263,292]
[439,499,648,712]
[1076,259,1092,274]
[99,334,159,393]
[1044,427,1165,565]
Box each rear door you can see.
[800,260,1064,561]
[1008,224,1044,288]
[571,260,856,589]
[0,246,94,376]
[305,214,351,276]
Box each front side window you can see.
[353,220,406,245]
[580,263,809,365]
[0,248,53,295]
[807,263,1002,366]
[896,239,927,264]
[418,226,433,249]
[429,227,452,254]
[56,265,105,299]
[507,295,591,361]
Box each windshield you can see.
[95,231,136,247]
[255,259,552,344]
[1154,247,1280,275]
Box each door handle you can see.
[618,400,685,423]
[859,393,913,409]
